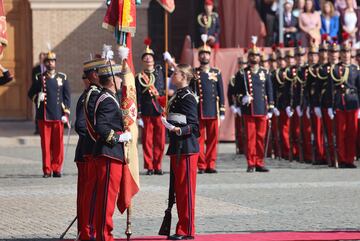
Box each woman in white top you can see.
[299,0,322,46]
[341,0,359,43]
[334,0,357,16]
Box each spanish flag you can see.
[156,0,175,13]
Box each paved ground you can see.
[0,122,360,240]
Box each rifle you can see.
[59,216,77,239]
[309,112,317,164]
[330,66,339,168]
[321,115,332,166]
[297,82,305,163]
[275,115,282,160]
[289,77,294,162]
[159,141,181,237]
[264,119,272,159]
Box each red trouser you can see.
[77,160,97,240]
[302,115,312,161]
[322,109,335,162]
[94,157,123,241]
[38,120,64,174]
[279,111,290,159]
[335,110,358,164]
[235,116,244,154]
[270,116,282,157]
[198,119,219,170]
[142,116,165,170]
[311,113,325,161]
[171,154,198,237]
[357,119,360,158]
[243,115,267,167]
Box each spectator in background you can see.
[256,0,278,46]
[335,0,357,15]
[275,0,299,46]
[299,0,322,46]
[321,1,340,40]
[197,0,220,48]
[293,0,305,17]
[340,0,360,44]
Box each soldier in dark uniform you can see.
[93,63,132,241]
[75,57,107,240]
[136,43,166,175]
[197,0,221,48]
[193,41,225,174]
[260,53,270,70]
[228,56,247,154]
[74,73,89,239]
[161,64,199,240]
[234,38,274,172]
[294,45,310,162]
[0,63,13,85]
[28,51,71,178]
[332,41,360,168]
[306,43,326,164]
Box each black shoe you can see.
[146,169,154,175]
[33,130,40,135]
[205,168,218,174]
[246,166,255,173]
[255,166,269,172]
[198,169,205,174]
[42,173,51,178]
[168,234,194,240]
[154,169,164,175]
[53,172,62,178]
[339,163,357,168]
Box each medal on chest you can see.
[208,72,218,82]
[56,77,63,86]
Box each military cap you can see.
[248,36,261,56]
[97,64,122,78]
[142,37,155,58]
[308,41,319,54]
[295,41,306,56]
[329,42,340,52]
[45,51,56,61]
[83,57,108,72]
[341,41,352,52]
[198,34,212,54]
[286,49,295,58]
[260,53,269,62]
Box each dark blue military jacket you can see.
[0,70,13,85]
[74,91,86,162]
[294,65,309,109]
[234,66,274,115]
[198,12,221,45]
[330,64,360,110]
[135,65,165,117]
[28,72,71,121]
[315,63,331,108]
[166,86,200,156]
[93,88,125,162]
[82,84,102,159]
[273,67,294,110]
[305,63,321,108]
[192,67,225,119]
[227,74,236,107]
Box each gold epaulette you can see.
[229,75,235,87]
[58,72,67,80]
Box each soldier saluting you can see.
[28,51,71,178]
[234,36,274,172]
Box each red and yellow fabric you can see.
[103,0,136,37]
[117,62,139,214]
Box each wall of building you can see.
[29,0,150,119]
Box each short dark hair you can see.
[99,75,112,86]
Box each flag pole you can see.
[164,10,169,109]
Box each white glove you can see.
[118,46,129,61]
[38,92,46,102]
[118,132,132,143]
[61,115,68,124]
[220,115,225,121]
[230,105,237,114]
[241,94,253,106]
[266,112,273,120]
[358,109,360,119]
[285,106,294,118]
[327,108,334,120]
[306,107,311,119]
[161,117,175,131]
[106,50,114,60]
[236,108,242,117]
[137,118,144,128]
[273,107,280,117]
[296,106,303,117]
[314,107,322,118]
[163,51,173,63]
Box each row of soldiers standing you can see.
[229,38,360,169]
